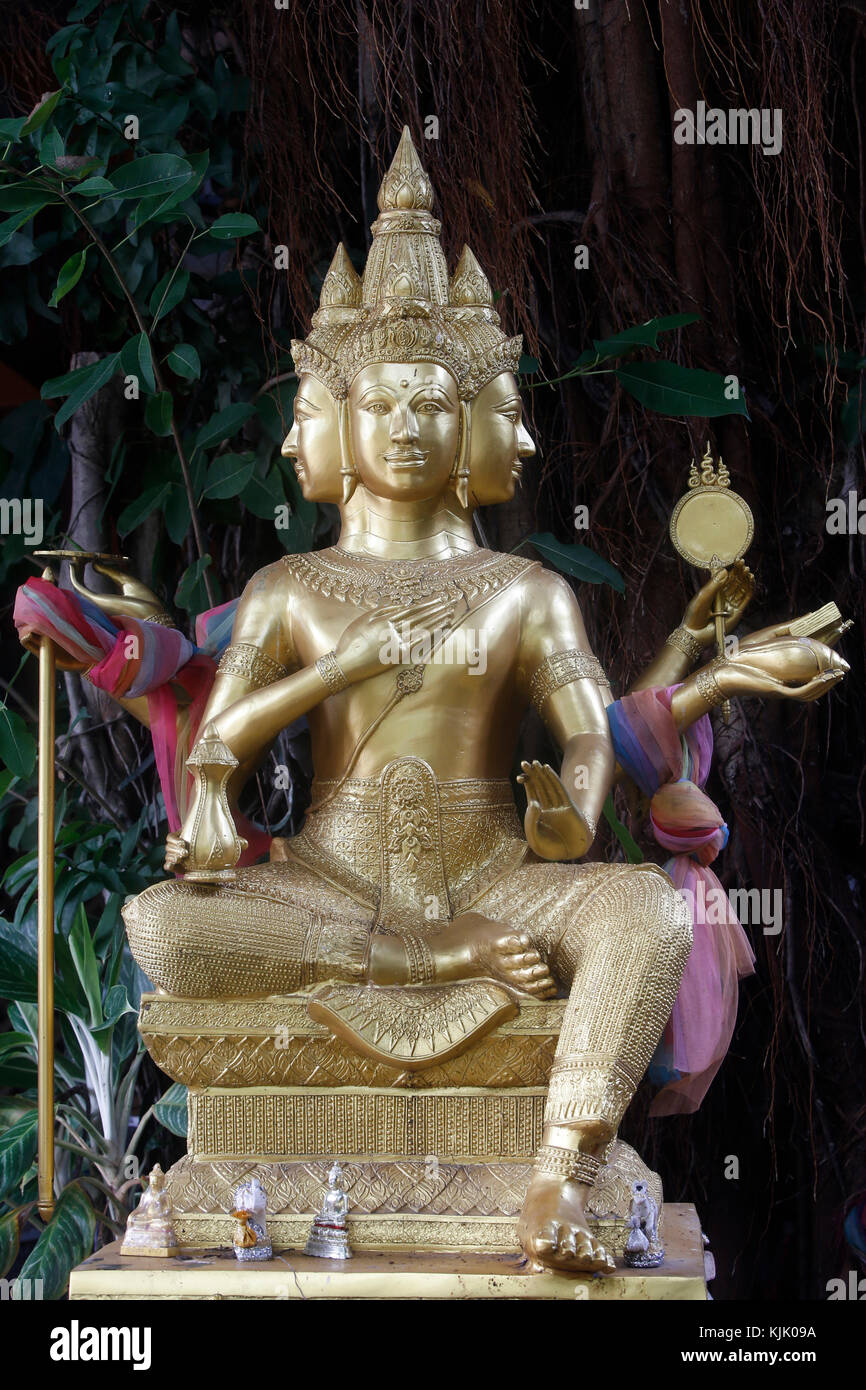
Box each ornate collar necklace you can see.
[281,546,537,608]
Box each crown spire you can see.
[449,246,494,309]
[377,126,433,212]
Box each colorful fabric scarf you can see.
[608,685,756,1115]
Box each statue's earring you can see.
[338,399,358,504]
[453,401,472,510]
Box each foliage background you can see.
[0,0,863,1298]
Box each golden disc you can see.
[669,486,753,571]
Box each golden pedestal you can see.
[131,993,668,1256]
[70,1205,706,1300]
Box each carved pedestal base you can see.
[70,1205,706,1300]
[139,991,665,1255]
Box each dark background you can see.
[1,0,864,1300]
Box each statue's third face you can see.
[281,374,342,502]
[468,372,536,504]
[349,363,460,502]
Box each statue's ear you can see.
[338,398,358,503]
[453,399,472,510]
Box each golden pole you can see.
[37,564,56,1222]
[711,566,732,723]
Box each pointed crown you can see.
[291,127,522,399]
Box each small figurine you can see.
[230,1176,272,1261]
[121,1164,179,1258]
[304,1161,353,1260]
[623,1178,664,1268]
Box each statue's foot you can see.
[518,1169,615,1274]
[432,912,557,997]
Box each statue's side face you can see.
[468,372,536,504]
[349,363,460,502]
[281,374,342,502]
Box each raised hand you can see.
[682,559,755,649]
[517,760,595,862]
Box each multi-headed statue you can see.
[110,130,846,1274]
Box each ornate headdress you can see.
[290,127,523,401]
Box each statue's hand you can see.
[163,833,190,873]
[682,560,755,648]
[518,760,594,862]
[17,628,90,672]
[717,637,848,703]
[725,637,848,688]
[333,597,458,685]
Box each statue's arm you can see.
[515,569,614,858]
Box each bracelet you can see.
[695,655,728,709]
[529,649,610,713]
[217,642,288,690]
[535,1143,601,1186]
[401,932,437,985]
[665,626,704,663]
[315,650,350,695]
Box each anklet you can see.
[401,932,437,985]
[535,1143,601,1186]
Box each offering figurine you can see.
[624,1179,664,1268]
[230,1176,272,1261]
[120,1164,179,1258]
[304,1162,353,1260]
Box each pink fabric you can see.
[12,578,266,860]
[612,685,756,1116]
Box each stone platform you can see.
[69,1204,706,1300]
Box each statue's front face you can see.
[468,372,536,504]
[349,363,460,502]
[281,373,342,502]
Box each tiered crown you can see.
[290,127,522,399]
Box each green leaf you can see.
[0,706,36,779]
[194,402,255,452]
[615,362,750,419]
[202,452,256,500]
[572,314,702,371]
[0,1210,20,1279]
[164,486,191,545]
[174,557,212,613]
[517,354,540,375]
[120,332,156,394]
[48,247,88,308]
[0,208,45,247]
[166,343,200,380]
[0,184,59,213]
[207,213,261,240]
[148,267,189,323]
[67,174,114,196]
[154,1082,188,1137]
[241,468,286,520]
[0,117,27,142]
[526,532,626,593]
[117,481,172,537]
[21,90,64,137]
[105,153,192,201]
[20,1182,96,1301]
[0,1111,38,1200]
[144,390,173,437]
[68,904,101,1029]
[602,795,644,864]
[41,353,121,431]
[90,983,135,1053]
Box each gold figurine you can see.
[29,130,848,1283]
